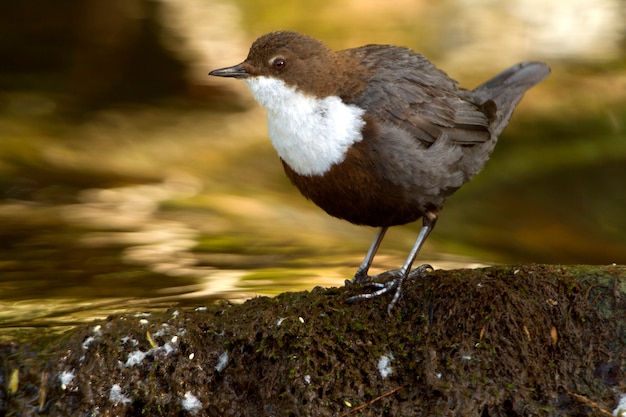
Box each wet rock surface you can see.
[1,264,625,416]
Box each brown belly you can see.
[281,154,435,228]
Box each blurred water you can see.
[0,0,625,336]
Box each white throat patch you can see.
[244,76,366,176]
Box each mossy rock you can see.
[1,264,624,416]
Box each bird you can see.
[209,30,550,313]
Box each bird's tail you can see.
[471,61,550,137]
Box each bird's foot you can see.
[346,264,433,314]
[406,263,433,280]
[345,269,370,286]
[345,269,398,286]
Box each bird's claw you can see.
[346,263,433,314]
[346,268,374,286]
[407,263,433,279]
[346,268,402,287]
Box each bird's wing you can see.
[340,45,491,145]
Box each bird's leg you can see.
[348,227,387,284]
[386,211,437,313]
[347,211,438,314]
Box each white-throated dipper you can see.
[210,31,550,313]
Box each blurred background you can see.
[0,0,625,332]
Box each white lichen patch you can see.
[125,350,148,367]
[378,354,394,379]
[154,323,173,337]
[182,391,203,414]
[614,393,626,417]
[124,337,179,367]
[161,342,176,355]
[59,370,75,390]
[82,336,97,350]
[81,325,102,350]
[215,351,229,372]
[120,336,138,347]
[109,384,132,405]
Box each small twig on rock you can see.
[567,390,613,416]
[337,385,406,417]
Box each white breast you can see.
[244,76,366,176]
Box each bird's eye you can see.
[272,58,286,70]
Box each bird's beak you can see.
[209,63,249,79]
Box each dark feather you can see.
[340,45,491,145]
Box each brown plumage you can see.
[210,31,550,313]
